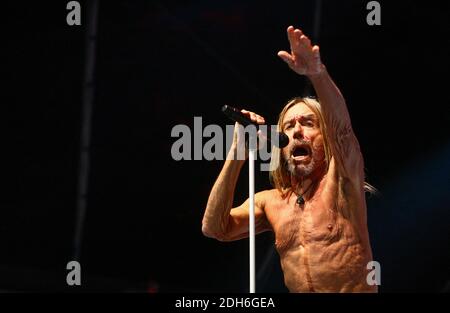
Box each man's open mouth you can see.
[292,145,310,159]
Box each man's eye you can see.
[303,121,314,127]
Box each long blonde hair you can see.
[269,97,377,198]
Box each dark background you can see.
[2,0,450,292]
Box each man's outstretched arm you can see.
[278,25,363,181]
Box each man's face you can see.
[281,103,326,178]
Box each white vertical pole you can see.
[248,148,256,293]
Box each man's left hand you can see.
[278,26,324,77]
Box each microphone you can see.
[221,105,289,148]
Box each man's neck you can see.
[291,163,327,200]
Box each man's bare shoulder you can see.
[256,189,284,208]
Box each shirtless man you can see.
[202,25,377,293]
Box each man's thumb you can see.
[277,51,293,65]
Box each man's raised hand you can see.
[277,26,324,77]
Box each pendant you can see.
[296,195,305,205]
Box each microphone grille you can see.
[278,133,289,148]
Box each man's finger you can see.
[255,115,265,124]
[287,26,299,52]
[292,28,303,41]
[250,112,262,124]
[294,29,304,42]
[299,34,311,47]
[293,33,314,61]
[312,45,321,62]
[277,51,294,66]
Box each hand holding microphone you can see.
[222,105,289,150]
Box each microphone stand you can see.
[248,145,256,293]
[222,105,288,293]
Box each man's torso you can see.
[263,161,376,292]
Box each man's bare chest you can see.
[267,196,341,253]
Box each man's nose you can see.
[293,121,303,139]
